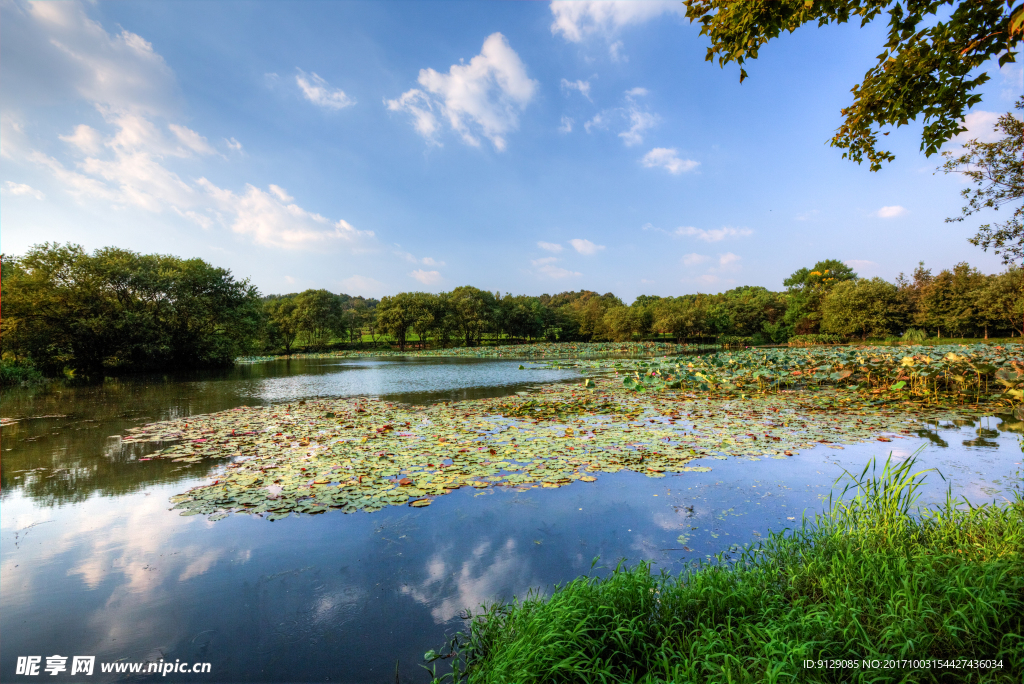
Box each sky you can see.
[2,0,1021,303]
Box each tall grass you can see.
[425,457,1024,683]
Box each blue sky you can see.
[2,1,1021,302]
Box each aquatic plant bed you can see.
[424,459,1024,683]
[555,343,1024,409]
[235,341,716,363]
[122,371,998,521]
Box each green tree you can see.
[783,259,858,334]
[915,262,987,337]
[942,98,1024,264]
[449,286,496,346]
[1,243,260,377]
[293,289,346,350]
[263,296,300,353]
[821,277,907,340]
[977,266,1024,337]
[375,293,419,351]
[684,0,1023,171]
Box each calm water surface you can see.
[2,357,1022,682]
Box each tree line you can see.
[1,244,1021,380]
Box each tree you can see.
[264,296,300,353]
[1,243,260,376]
[977,266,1024,336]
[449,286,495,346]
[293,289,346,350]
[783,259,857,334]
[821,277,907,340]
[915,262,987,337]
[942,98,1024,264]
[684,0,1023,171]
[375,293,419,351]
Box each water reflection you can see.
[1,358,1022,683]
[0,357,578,506]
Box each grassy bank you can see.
[426,457,1024,683]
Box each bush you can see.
[788,333,845,347]
[717,335,753,347]
[0,359,45,387]
[903,327,928,343]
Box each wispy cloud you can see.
[569,238,605,255]
[845,259,877,272]
[794,209,818,221]
[386,33,537,151]
[641,147,698,174]
[410,269,442,285]
[532,256,580,278]
[549,1,685,43]
[559,116,574,134]
[537,241,563,253]
[675,226,752,242]
[296,69,355,110]
[681,253,709,266]
[560,78,592,101]
[3,181,45,200]
[875,205,907,218]
[718,252,741,267]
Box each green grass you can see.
[425,456,1024,683]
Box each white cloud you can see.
[410,269,443,285]
[11,3,371,254]
[284,275,296,284]
[537,241,563,253]
[1001,63,1023,101]
[267,184,293,202]
[584,113,606,133]
[569,238,605,255]
[59,124,103,154]
[951,110,1004,144]
[619,89,656,146]
[609,40,626,62]
[531,256,580,278]
[559,116,574,133]
[560,78,592,101]
[681,253,709,266]
[794,209,819,221]
[13,1,177,115]
[421,257,446,267]
[549,1,686,43]
[641,147,699,174]
[225,137,243,152]
[341,275,386,295]
[3,181,45,200]
[583,89,658,146]
[875,205,907,218]
[718,252,741,267]
[198,179,373,249]
[845,259,877,272]
[675,225,752,242]
[295,69,355,110]
[386,33,537,151]
[168,124,214,155]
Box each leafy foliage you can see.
[943,98,1024,264]
[1,243,261,377]
[684,0,1022,171]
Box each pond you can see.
[2,355,1021,682]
